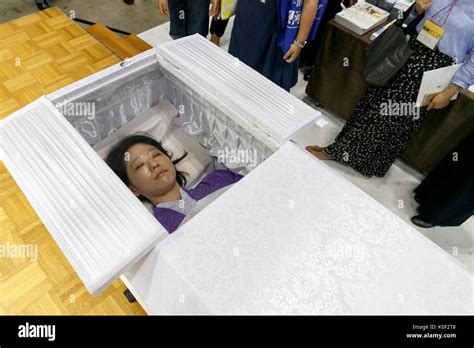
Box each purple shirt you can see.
[153,170,243,233]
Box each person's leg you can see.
[305,82,387,176]
[35,0,50,10]
[413,132,474,227]
[414,149,457,202]
[168,0,187,39]
[210,17,229,46]
[229,0,277,69]
[413,179,474,228]
[210,18,229,37]
[305,145,333,160]
[186,0,211,37]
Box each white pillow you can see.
[94,100,214,190]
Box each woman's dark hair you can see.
[105,134,188,200]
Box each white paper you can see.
[416,64,462,107]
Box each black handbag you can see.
[365,7,425,87]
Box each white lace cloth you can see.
[123,142,473,314]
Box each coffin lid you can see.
[0,97,166,295]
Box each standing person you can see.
[411,132,474,228]
[306,0,474,178]
[300,0,358,80]
[229,0,327,91]
[157,0,219,39]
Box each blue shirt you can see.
[415,0,474,89]
[277,0,328,53]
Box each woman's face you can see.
[124,143,177,199]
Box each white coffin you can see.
[0,35,321,296]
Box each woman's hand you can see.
[426,84,460,110]
[415,0,432,15]
[283,44,302,64]
[157,0,169,16]
[209,0,220,17]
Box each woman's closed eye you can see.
[135,153,160,170]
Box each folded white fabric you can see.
[0,97,166,295]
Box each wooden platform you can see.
[0,7,152,315]
[124,34,153,52]
[86,23,141,60]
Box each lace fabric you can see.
[124,143,473,314]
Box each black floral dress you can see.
[325,38,456,177]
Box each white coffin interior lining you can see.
[49,57,274,174]
[0,98,166,295]
[47,35,322,171]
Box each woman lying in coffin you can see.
[106,134,243,233]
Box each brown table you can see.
[306,19,474,175]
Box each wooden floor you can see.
[0,7,148,315]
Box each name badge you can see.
[417,20,445,50]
